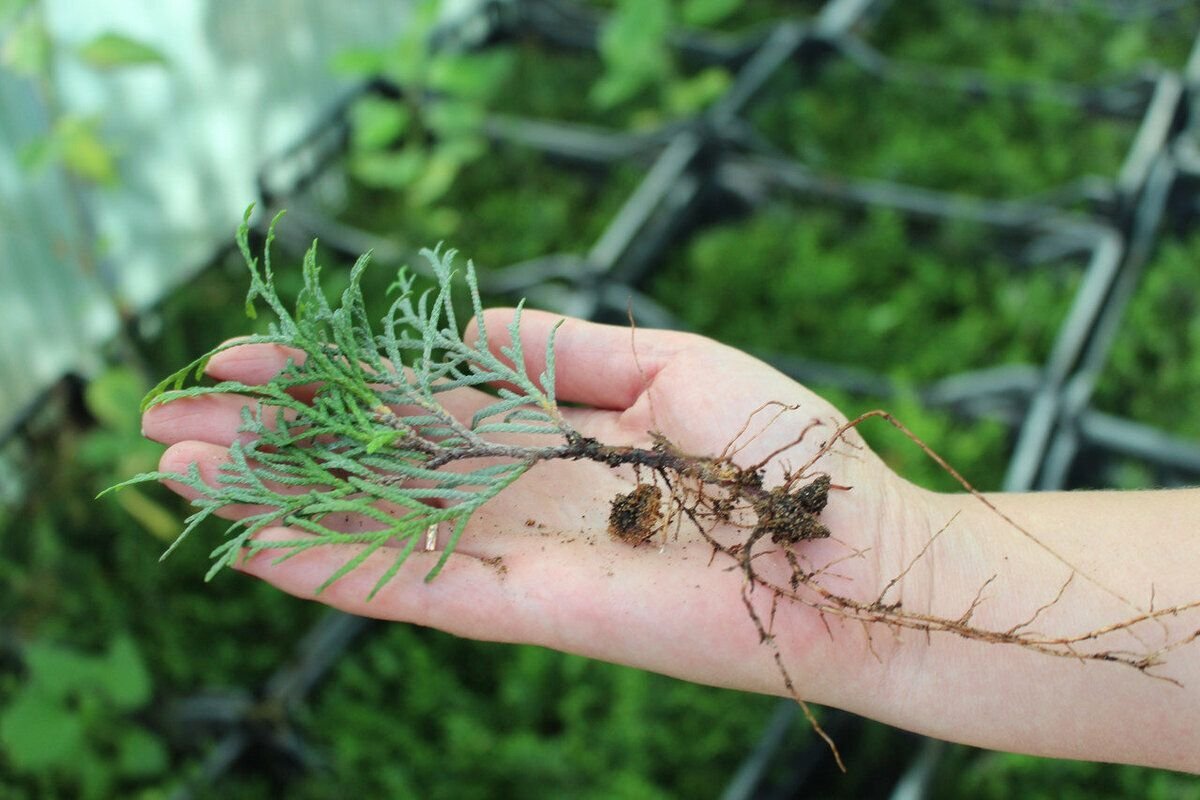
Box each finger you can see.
[464,309,701,411]
[206,341,319,402]
[160,440,448,540]
[156,440,539,547]
[157,440,309,520]
[469,311,849,466]
[143,393,295,447]
[204,341,501,435]
[141,383,491,450]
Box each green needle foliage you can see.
[106,206,570,596]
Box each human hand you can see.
[142,309,1200,772]
[142,309,931,708]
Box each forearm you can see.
[840,487,1200,773]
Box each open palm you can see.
[144,308,926,705]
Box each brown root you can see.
[576,408,1200,769]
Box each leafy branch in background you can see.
[0,634,166,799]
[591,0,734,122]
[334,0,513,206]
[333,0,738,213]
[2,0,168,186]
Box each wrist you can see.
[841,486,1200,772]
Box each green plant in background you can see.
[82,367,180,543]
[0,634,167,799]
[338,142,642,264]
[334,0,780,191]
[2,0,167,186]
[334,0,513,207]
[752,59,1135,198]
[1095,230,1200,440]
[658,205,1076,378]
[293,627,805,799]
[590,0,733,126]
[586,0,838,128]
[870,0,1200,82]
[748,0,1200,199]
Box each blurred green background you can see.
[3,0,1200,797]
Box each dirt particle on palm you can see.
[480,555,507,577]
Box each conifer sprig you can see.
[107,206,569,595]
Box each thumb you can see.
[464,308,697,411]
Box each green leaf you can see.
[15,115,116,184]
[349,96,410,152]
[2,10,50,78]
[366,429,403,454]
[681,0,741,28]
[85,367,146,433]
[18,132,56,173]
[437,133,485,164]
[56,115,118,186]
[23,639,100,698]
[408,148,465,207]
[0,0,36,28]
[427,50,514,101]
[0,688,86,772]
[592,0,671,109]
[315,538,388,594]
[383,0,440,83]
[76,752,115,800]
[665,66,731,116]
[330,46,386,76]
[115,725,168,778]
[425,99,485,139]
[102,634,152,711]
[351,146,425,189]
[77,32,166,69]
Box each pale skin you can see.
[142,308,1200,775]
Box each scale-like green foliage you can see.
[106,207,568,595]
